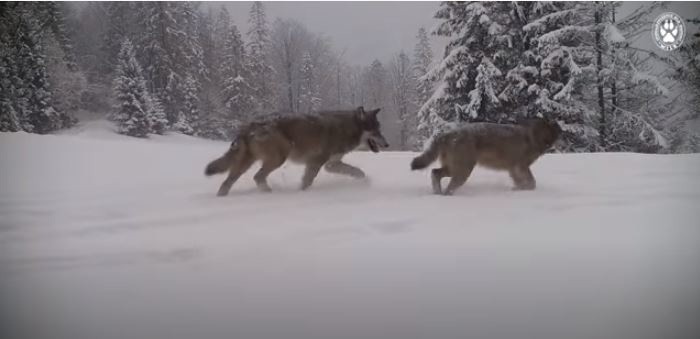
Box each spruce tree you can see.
[112,38,151,138]
[419,2,528,141]
[0,16,21,132]
[247,1,275,113]
[136,1,202,131]
[0,55,21,132]
[146,95,168,135]
[0,2,73,134]
[181,74,200,135]
[412,27,434,147]
[16,8,62,134]
[102,2,135,74]
[221,24,255,122]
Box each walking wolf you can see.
[411,118,561,195]
[206,107,389,196]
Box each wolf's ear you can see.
[369,108,381,116]
[357,106,370,120]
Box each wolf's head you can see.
[356,106,389,152]
[524,117,562,150]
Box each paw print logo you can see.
[660,19,678,43]
[653,12,685,51]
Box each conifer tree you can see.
[247,1,275,113]
[112,39,151,137]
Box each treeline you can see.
[0,1,435,149]
[1,2,698,153]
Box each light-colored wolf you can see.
[205,107,389,196]
[411,118,562,195]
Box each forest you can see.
[1,1,699,153]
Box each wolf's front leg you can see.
[509,166,536,190]
[324,160,366,179]
[301,156,329,190]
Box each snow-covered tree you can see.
[172,111,194,135]
[101,2,136,75]
[299,52,322,112]
[111,38,152,137]
[197,8,221,122]
[412,27,434,147]
[269,19,333,113]
[32,2,77,71]
[423,2,663,152]
[667,20,700,153]
[146,95,168,135]
[390,51,416,150]
[519,2,670,152]
[136,1,202,131]
[419,2,529,142]
[0,49,21,132]
[517,2,601,151]
[181,74,200,135]
[413,27,433,106]
[271,18,308,112]
[366,59,388,108]
[5,5,66,133]
[221,24,255,122]
[247,1,275,113]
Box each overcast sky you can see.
[207,1,445,65]
[207,1,700,67]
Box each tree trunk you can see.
[595,3,606,148]
[286,60,293,112]
[610,4,617,120]
[336,63,341,108]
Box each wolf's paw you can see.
[216,186,230,197]
[352,171,366,179]
[357,176,372,186]
[257,183,272,193]
[431,179,442,195]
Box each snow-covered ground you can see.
[2,122,700,339]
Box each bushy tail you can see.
[204,138,244,176]
[410,138,441,170]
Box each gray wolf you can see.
[410,118,562,195]
[205,107,389,196]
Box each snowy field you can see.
[2,121,700,339]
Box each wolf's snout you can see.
[376,135,389,148]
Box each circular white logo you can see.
[652,12,685,51]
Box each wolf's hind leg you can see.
[254,155,286,192]
[509,166,536,190]
[301,156,329,190]
[324,158,366,179]
[217,155,255,196]
[431,167,449,195]
[443,161,475,196]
